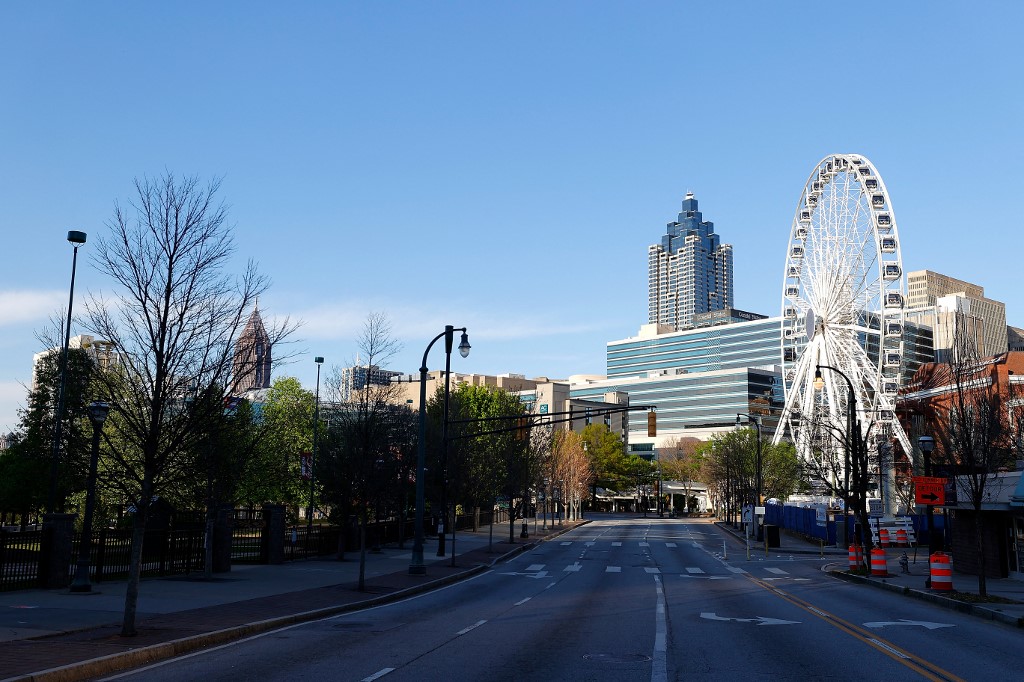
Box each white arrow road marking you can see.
[611,541,622,547]
[685,567,705,574]
[864,619,956,630]
[456,620,487,636]
[564,562,582,572]
[526,564,545,572]
[606,566,622,572]
[666,542,677,548]
[700,613,800,626]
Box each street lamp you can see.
[918,434,939,554]
[49,230,87,513]
[814,364,863,549]
[409,326,469,575]
[70,400,109,593]
[307,356,324,543]
[736,413,762,541]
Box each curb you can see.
[827,569,1024,629]
[3,523,591,682]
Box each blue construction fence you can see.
[762,504,948,547]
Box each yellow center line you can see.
[746,576,965,682]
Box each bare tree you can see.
[913,310,1015,596]
[84,173,294,636]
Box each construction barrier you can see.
[930,552,953,591]
[848,544,863,571]
[878,528,890,547]
[870,548,888,576]
[895,528,908,547]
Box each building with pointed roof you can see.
[232,304,272,393]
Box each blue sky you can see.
[2,2,1022,433]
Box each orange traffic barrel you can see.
[896,529,908,547]
[878,528,891,547]
[930,552,953,591]
[870,548,888,576]
[848,544,863,570]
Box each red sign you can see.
[914,476,946,505]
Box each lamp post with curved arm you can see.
[409,326,470,575]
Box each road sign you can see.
[914,476,946,505]
[868,498,883,517]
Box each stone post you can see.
[213,504,234,573]
[262,503,285,565]
[40,513,76,589]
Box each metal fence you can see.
[0,529,43,592]
[69,528,206,582]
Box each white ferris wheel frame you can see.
[771,153,912,468]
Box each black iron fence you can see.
[0,529,43,592]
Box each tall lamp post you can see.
[736,413,762,540]
[70,401,109,593]
[307,356,324,541]
[49,230,87,513]
[814,364,861,548]
[918,435,938,554]
[409,326,469,575]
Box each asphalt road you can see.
[99,516,1022,681]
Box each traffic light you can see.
[647,410,657,437]
[516,416,529,441]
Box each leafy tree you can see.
[551,430,593,520]
[83,173,293,636]
[579,423,626,505]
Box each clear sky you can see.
[2,2,1022,433]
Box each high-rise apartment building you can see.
[648,193,733,331]
[906,270,1007,358]
[340,364,403,402]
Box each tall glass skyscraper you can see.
[648,192,733,331]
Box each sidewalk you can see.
[715,520,1024,627]
[0,519,581,682]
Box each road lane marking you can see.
[456,620,487,636]
[362,669,395,681]
[564,562,582,572]
[561,541,572,546]
[651,575,667,682]
[585,541,595,546]
[612,542,622,547]
[727,567,747,573]
[765,568,788,575]
[639,542,650,547]
[665,542,677,548]
[645,567,661,574]
[526,564,545,572]
[606,566,622,572]
[514,597,531,606]
[685,567,705,574]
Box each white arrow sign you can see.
[499,571,549,579]
[863,619,955,630]
[700,612,800,626]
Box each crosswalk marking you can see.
[727,567,747,574]
[639,542,650,547]
[685,567,705,574]
[606,566,621,573]
[564,562,582,572]
[645,567,661,574]
[526,564,545,572]
[765,568,788,575]
[666,542,677,548]
[611,542,622,547]
[560,541,572,546]
[585,542,595,546]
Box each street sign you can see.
[868,498,883,517]
[914,476,946,505]
[815,504,826,527]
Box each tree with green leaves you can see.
[579,423,626,507]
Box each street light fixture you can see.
[409,326,469,575]
[70,400,109,593]
[307,356,324,545]
[918,434,939,554]
[814,364,863,549]
[736,413,763,541]
[49,230,87,513]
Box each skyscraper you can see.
[648,192,733,331]
[232,304,272,393]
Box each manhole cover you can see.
[583,653,652,663]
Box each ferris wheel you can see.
[771,153,912,468]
